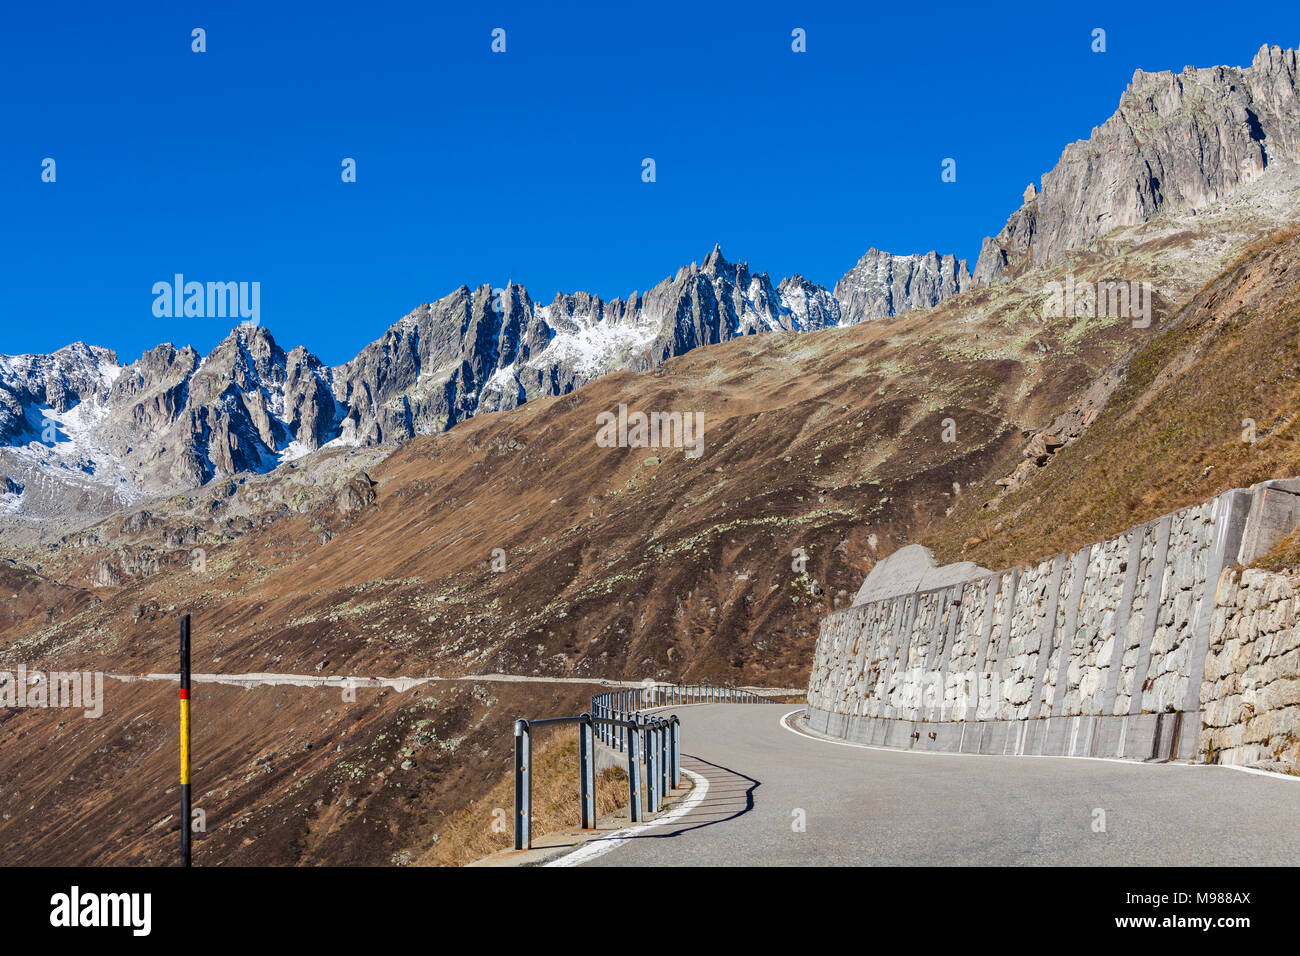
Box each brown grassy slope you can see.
[927,228,1300,569]
[0,676,605,866]
[7,271,1166,688]
[418,729,628,867]
[0,562,94,634]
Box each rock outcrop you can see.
[834,249,971,325]
[973,44,1300,286]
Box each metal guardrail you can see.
[512,683,777,850]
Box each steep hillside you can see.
[929,226,1300,569]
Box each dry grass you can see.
[1249,527,1300,572]
[417,727,628,867]
[927,230,1300,571]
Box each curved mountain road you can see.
[574,704,1300,866]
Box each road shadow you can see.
[620,754,758,840]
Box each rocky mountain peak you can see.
[834,248,972,325]
[701,243,729,274]
[974,43,1300,286]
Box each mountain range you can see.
[0,245,967,521]
[3,43,1297,530]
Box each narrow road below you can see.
[579,704,1300,866]
[96,672,804,694]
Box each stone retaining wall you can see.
[1202,568,1300,771]
[806,479,1300,771]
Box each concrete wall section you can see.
[806,479,1296,769]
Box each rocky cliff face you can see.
[0,343,120,444]
[0,328,348,522]
[973,44,1300,285]
[834,249,971,324]
[327,245,848,446]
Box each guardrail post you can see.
[646,724,659,812]
[670,717,680,787]
[659,722,669,797]
[627,719,642,822]
[514,719,531,850]
[656,724,666,804]
[579,715,595,829]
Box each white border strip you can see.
[544,768,710,867]
[779,709,1300,782]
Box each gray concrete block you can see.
[1237,481,1300,565]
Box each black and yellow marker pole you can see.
[179,613,191,868]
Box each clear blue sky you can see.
[3,1,1296,365]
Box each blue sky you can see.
[3,1,1297,365]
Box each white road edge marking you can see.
[544,767,711,867]
[779,708,1300,783]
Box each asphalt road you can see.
[578,704,1300,866]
